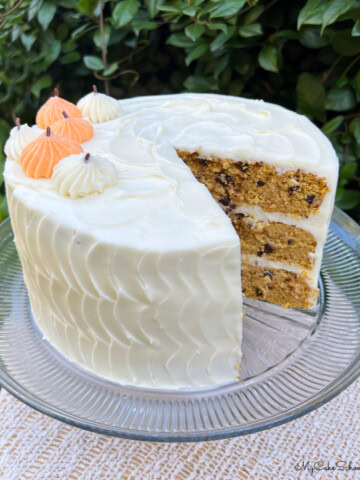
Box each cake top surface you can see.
[4,93,338,251]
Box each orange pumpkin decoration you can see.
[51,111,94,143]
[36,88,82,129]
[20,127,83,178]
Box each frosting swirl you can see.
[77,85,121,123]
[4,120,42,162]
[52,152,119,198]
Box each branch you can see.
[99,0,110,95]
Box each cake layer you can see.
[230,212,316,269]
[241,263,318,309]
[177,151,330,218]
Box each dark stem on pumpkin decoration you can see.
[16,117,21,130]
[99,0,110,96]
[93,85,97,94]
[62,111,68,119]
[54,88,59,97]
[46,127,51,137]
[84,153,91,163]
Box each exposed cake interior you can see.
[177,150,330,309]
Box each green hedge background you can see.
[0,0,360,222]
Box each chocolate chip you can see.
[215,176,226,186]
[199,158,208,166]
[238,163,249,172]
[225,175,234,184]
[264,271,273,280]
[238,212,248,218]
[255,288,263,297]
[257,251,263,257]
[288,185,300,195]
[288,239,293,245]
[230,203,236,209]
[264,244,274,254]
[219,197,230,206]
[256,181,265,187]
[306,195,316,204]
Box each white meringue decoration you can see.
[4,123,42,162]
[77,88,121,123]
[52,152,119,198]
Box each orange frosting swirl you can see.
[36,88,82,129]
[20,127,83,178]
[51,111,94,143]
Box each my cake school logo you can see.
[294,460,360,476]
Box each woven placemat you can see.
[0,379,359,480]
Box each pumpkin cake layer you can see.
[229,213,317,269]
[177,151,330,217]
[241,263,317,310]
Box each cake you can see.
[3,91,338,389]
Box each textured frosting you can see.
[4,123,42,162]
[4,93,338,389]
[53,152,119,198]
[77,89,121,123]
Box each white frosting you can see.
[77,91,121,123]
[4,93,338,389]
[4,124,42,162]
[53,152,119,198]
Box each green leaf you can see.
[0,32,9,45]
[183,75,217,92]
[112,0,139,28]
[145,0,164,18]
[297,0,322,29]
[31,75,53,98]
[167,33,194,48]
[321,0,355,34]
[296,72,326,121]
[300,26,329,48]
[355,71,360,94]
[83,55,104,70]
[76,0,98,15]
[326,87,357,111]
[207,23,228,34]
[353,19,360,36]
[28,0,43,21]
[210,0,246,18]
[157,5,181,13]
[185,43,208,66]
[270,30,299,42]
[61,51,81,64]
[185,24,205,42]
[340,162,357,181]
[37,1,56,31]
[93,25,111,48]
[243,5,265,25]
[214,53,230,78]
[322,115,344,134]
[103,63,118,76]
[258,45,279,73]
[329,28,360,56]
[21,33,37,52]
[133,21,158,36]
[0,196,8,222]
[336,189,360,210]
[353,118,360,144]
[210,27,235,52]
[238,23,262,38]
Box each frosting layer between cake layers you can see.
[4,93,338,388]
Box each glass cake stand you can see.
[0,207,359,442]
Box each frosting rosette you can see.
[77,85,121,123]
[4,120,42,162]
[52,152,119,198]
